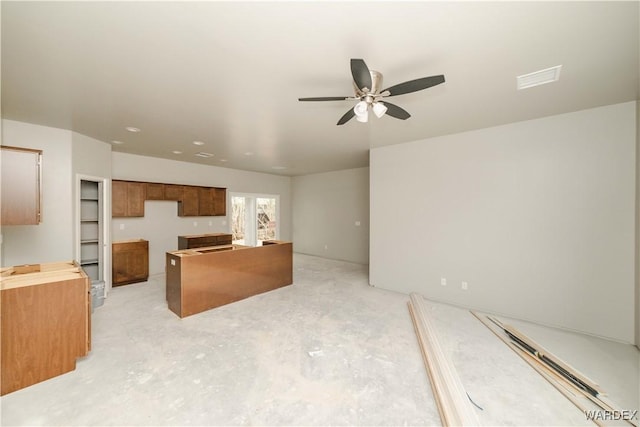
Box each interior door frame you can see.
[229,192,280,246]
[75,174,111,295]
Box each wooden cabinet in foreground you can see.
[1,261,90,395]
[1,145,42,225]
[112,239,149,286]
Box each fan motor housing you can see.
[353,70,383,96]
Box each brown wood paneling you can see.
[112,240,149,286]
[177,233,232,249]
[179,186,199,216]
[198,187,215,216]
[164,184,183,201]
[1,146,41,225]
[127,182,146,217]
[1,267,89,395]
[166,253,182,316]
[166,242,293,318]
[112,180,127,217]
[146,182,165,200]
[213,188,226,216]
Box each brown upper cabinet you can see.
[145,182,165,200]
[112,180,146,217]
[214,187,226,216]
[198,187,216,216]
[1,146,42,225]
[164,184,183,201]
[179,186,200,216]
[112,180,226,218]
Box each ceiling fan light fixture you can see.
[354,100,369,122]
[372,102,387,118]
[355,114,368,123]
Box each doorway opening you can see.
[230,193,279,246]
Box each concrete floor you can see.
[1,253,638,426]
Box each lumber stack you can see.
[408,293,480,426]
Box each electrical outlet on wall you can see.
[461,281,468,290]
[440,277,447,286]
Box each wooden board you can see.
[408,293,480,426]
[472,311,635,427]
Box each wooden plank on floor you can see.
[408,293,480,427]
[472,311,635,427]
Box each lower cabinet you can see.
[178,233,233,249]
[112,239,149,286]
[1,261,90,395]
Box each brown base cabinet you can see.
[1,261,90,395]
[178,233,233,249]
[112,239,149,286]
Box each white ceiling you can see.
[2,1,638,176]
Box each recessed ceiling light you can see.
[125,126,141,133]
[193,141,205,146]
[244,152,254,156]
[219,159,228,163]
[111,140,124,145]
[517,65,562,90]
[272,166,287,170]
[195,152,214,158]
[172,150,183,154]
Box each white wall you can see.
[1,120,74,266]
[292,167,369,264]
[111,152,292,275]
[636,100,640,347]
[72,131,112,287]
[370,102,636,343]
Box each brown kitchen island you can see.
[166,241,292,318]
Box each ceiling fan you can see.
[299,58,445,125]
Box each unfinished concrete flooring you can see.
[1,254,638,426]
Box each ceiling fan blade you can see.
[337,108,356,125]
[382,75,445,97]
[298,96,351,101]
[350,59,372,92]
[381,102,411,120]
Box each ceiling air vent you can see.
[517,65,562,90]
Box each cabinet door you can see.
[164,184,183,201]
[112,248,130,284]
[112,241,149,285]
[213,188,226,216]
[129,242,149,280]
[179,186,199,216]
[126,182,145,217]
[146,183,165,200]
[1,146,42,225]
[198,187,215,216]
[112,180,128,217]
